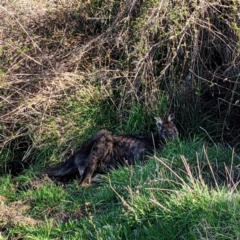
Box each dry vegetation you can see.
[1,0,240,174]
[0,198,43,227]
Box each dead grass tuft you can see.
[24,174,54,190]
[0,198,43,227]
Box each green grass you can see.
[0,84,238,239]
[1,139,240,239]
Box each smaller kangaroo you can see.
[43,114,178,186]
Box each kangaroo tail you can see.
[42,155,77,177]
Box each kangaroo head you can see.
[154,114,178,142]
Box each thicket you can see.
[1,0,240,173]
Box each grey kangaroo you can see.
[43,114,178,186]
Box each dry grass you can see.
[0,196,43,227]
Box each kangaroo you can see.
[43,114,178,186]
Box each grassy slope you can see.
[1,0,240,239]
[1,139,240,239]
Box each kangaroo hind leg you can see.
[79,132,113,186]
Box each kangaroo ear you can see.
[168,114,175,122]
[155,117,163,128]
